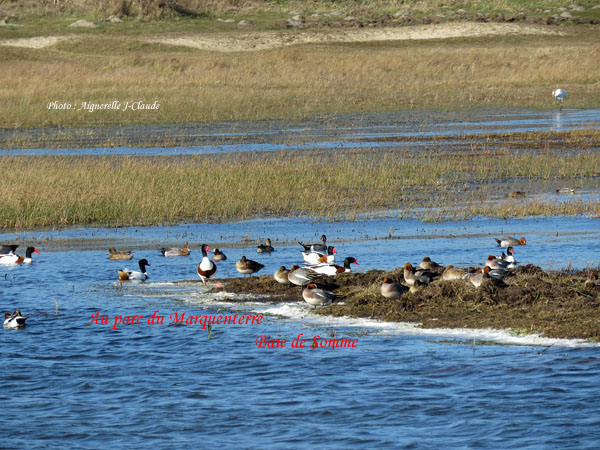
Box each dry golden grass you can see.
[1,144,599,229]
[1,29,599,128]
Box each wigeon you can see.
[494,237,526,247]
[235,256,264,276]
[160,242,190,257]
[108,248,133,260]
[302,283,339,307]
[381,278,408,299]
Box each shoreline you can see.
[203,265,600,342]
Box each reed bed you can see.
[2,29,600,127]
[1,146,599,229]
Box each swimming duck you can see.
[274,266,291,285]
[0,247,38,265]
[442,265,468,281]
[212,248,227,261]
[118,258,150,281]
[235,256,265,276]
[257,238,275,253]
[381,278,408,299]
[494,237,526,247]
[298,234,328,253]
[108,248,133,260]
[288,265,320,286]
[197,244,221,287]
[3,309,31,328]
[0,244,19,255]
[417,256,441,271]
[302,246,337,265]
[403,263,434,286]
[160,242,190,257]
[302,283,339,307]
[308,257,358,276]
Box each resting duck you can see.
[501,246,517,269]
[235,256,264,276]
[494,237,526,247]
[197,244,221,287]
[469,266,490,287]
[403,263,434,286]
[302,246,337,265]
[257,238,275,253]
[108,248,133,260]
[288,265,320,286]
[4,309,31,328]
[298,234,328,253]
[585,273,600,286]
[418,256,441,271]
[118,258,150,281]
[308,257,358,276]
[0,247,39,265]
[485,255,509,270]
[442,265,468,281]
[381,278,408,299]
[212,248,227,261]
[160,242,190,257]
[274,266,291,285]
[302,283,339,307]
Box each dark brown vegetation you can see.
[209,265,600,341]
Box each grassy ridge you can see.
[1,139,599,229]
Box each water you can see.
[2,215,600,449]
[3,109,600,448]
[4,108,600,156]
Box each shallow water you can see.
[2,109,600,448]
[4,108,600,156]
[2,215,600,448]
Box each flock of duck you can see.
[4,232,599,327]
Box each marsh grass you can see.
[1,143,599,229]
[1,28,600,127]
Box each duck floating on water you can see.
[0,247,39,265]
[160,243,190,257]
[4,309,31,328]
[212,248,227,261]
[494,237,526,247]
[298,234,328,254]
[257,238,275,253]
[118,258,150,281]
[108,248,133,260]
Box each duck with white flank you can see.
[0,247,39,265]
[403,263,434,286]
[469,266,490,288]
[302,246,337,265]
[212,248,227,261]
[235,256,264,276]
[197,244,222,287]
[288,265,320,286]
[380,278,408,299]
[118,258,150,281]
[4,309,31,328]
[108,248,133,260]
[160,243,190,257]
[298,234,328,254]
[274,266,291,285]
[308,257,358,276]
[302,283,340,307]
[501,246,517,269]
[494,237,526,247]
[257,238,275,253]
[585,273,600,286]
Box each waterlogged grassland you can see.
[1,134,599,229]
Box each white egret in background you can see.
[552,88,567,110]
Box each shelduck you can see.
[118,258,150,281]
